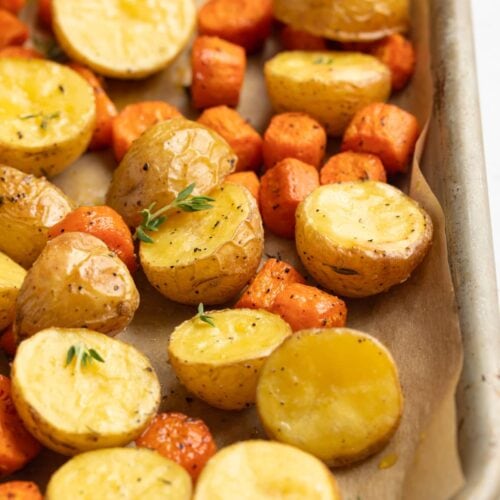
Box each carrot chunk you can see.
[0,326,16,357]
[0,10,28,49]
[0,481,42,500]
[37,0,52,29]
[341,102,419,174]
[320,151,387,184]
[225,171,260,199]
[191,36,246,109]
[0,46,43,58]
[263,112,326,171]
[0,0,25,15]
[280,26,327,51]
[198,106,262,171]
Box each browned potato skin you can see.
[14,232,139,340]
[0,165,74,268]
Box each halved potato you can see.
[257,328,403,466]
[0,252,26,331]
[295,181,433,297]
[194,440,341,500]
[168,309,292,410]
[140,183,263,305]
[11,328,161,455]
[46,448,192,500]
[107,118,237,227]
[0,165,74,268]
[265,51,391,136]
[0,58,96,177]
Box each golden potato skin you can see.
[274,0,409,42]
[0,165,74,268]
[106,118,237,227]
[0,252,26,331]
[265,51,391,136]
[14,232,139,340]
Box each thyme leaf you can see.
[197,303,215,327]
[65,344,105,369]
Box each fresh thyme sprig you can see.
[19,111,60,130]
[65,344,105,369]
[197,303,215,327]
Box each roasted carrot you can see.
[263,112,326,171]
[112,101,182,162]
[259,158,319,239]
[0,46,43,58]
[235,258,306,310]
[341,102,420,175]
[191,36,246,109]
[0,326,16,357]
[0,10,28,49]
[224,171,260,199]
[197,0,273,53]
[0,0,25,15]
[197,106,262,171]
[48,206,138,273]
[37,0,52,29]
[136,412,217,481]
[280,26,327,51]
[0,481,42,500]
[320,151,387,184]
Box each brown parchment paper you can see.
[8,0,464,498]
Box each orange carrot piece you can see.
[280,26,327,51]
[341,102,419,175]
[263,112,326,171]
[0,481,42,500]
[136,412,217,481]
[0,0,25,15]
[320,151,387,184]
[191,36,246,109]
[0,46,43,58]
[37,0,52,29]
[197,106,262,171]
[0,327,16,357]
[0,10,28,49]
[259,158,319,239]
[224,171,260,199]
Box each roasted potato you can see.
[107,118,237,227]
[0,251,25,331]
[46,448,192,499]
[265,51,391,136]
[274,0,409,42]
[11,328,161,455]
[15,232,139,340]
[295,181,433,297]
[0,58,96,177]
[140,183,263,305]
[0,165,74,268]
[194,440,341,500]
[257,328,403,466]
[168,308,292,410]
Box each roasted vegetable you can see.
[0,252,25,331]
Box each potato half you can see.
[107,118,237,227]
[265,51,391,136]
[295,181,433,297]
[46,448,192,500]
[140,183,263,305]
[15,232,139,340]
[0,58,95,177]
[257,328,403,466]
[11,328,161,456]
[168,309,292,410]
[194,440,341,500]
[0,165,74,268]
[0,252,26,331]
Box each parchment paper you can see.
[8,1,464,498]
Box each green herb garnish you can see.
[197,303,215,327]
[313,56,334,65]
[65,344,105,369]
[19,111,60,131]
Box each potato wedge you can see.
[140,183,263,305]
[265,51,391,136]
[0,252,25,331]
[194,440,341,500]
[0,58,95,177]
[11,328,161,455]
[0,165,74,268]
[257,328,403,466]
[107,118,237,227]
[168,309,292,410]
[295,181,433,297]
[15,232,139,340]
[46,448,192,500]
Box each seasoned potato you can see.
[107,118,237,227]
[295,182,433,297]
[274,0,409,42]
[15,232,139,340]
[46,448,192,499]
[140,183,263,305]
[0,252,25,331]
[265,51,391,136]
[194,440,341,500]
[168,309,292,410]
[0,58,96,177]
[11,328,161,455]
[0,165,74,268]
[257,328,403,466]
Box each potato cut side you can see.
[295,181,433,297]
[140,183,263,305]
[168,309,292,410]
[0,59,95,177]
[257,328,403,466]
[194,440,341,500]
[11,328,161,455]
[46,448,192,500]
[0,252,26,331]
[53,0,195,79]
